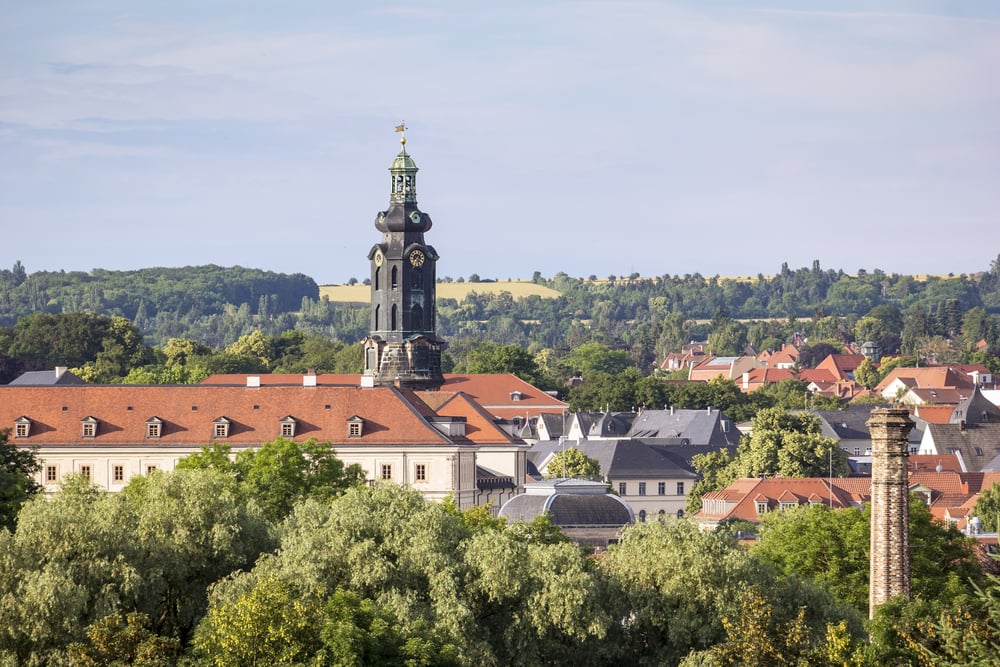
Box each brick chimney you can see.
[867,408,915,619]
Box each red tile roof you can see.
[696,470,1000,525]
[200,373,567,420]
[0,385,471,447]
[914,405,958,425]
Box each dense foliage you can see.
[1,447,997,664]
[0,428,41,532]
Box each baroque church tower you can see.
[362,129,446,390]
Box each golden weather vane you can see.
[395,121,407,145]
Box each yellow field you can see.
[320,280,562,303]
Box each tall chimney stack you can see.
[867,408,914,619]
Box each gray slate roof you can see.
[806,405,922,445]
[927,422,1000,472]
[528,439,706,481]
[626,408,739,447]
[9,369,85,386]
[950,387,1000,426]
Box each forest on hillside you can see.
[1,257,999,393]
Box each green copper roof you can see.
[390,148,418,173]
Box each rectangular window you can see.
[147,423,161,438]
[658,482,666,496]
[15,423,28,438]
[214,423,228,438]
[618,482,627,496]
[113,465,125,483]
[46,465,57,482]
[146,465,157,475]
[415,463,427,482]
[381,464,392,480]
[677,482,685,495]
[82,423,96,438]
[349,422,362,437]
[638,482,646,496]
[80,465,91,480]
[281,423,295,437]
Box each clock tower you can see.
[362,129,446,390]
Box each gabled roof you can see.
[527,439,701,481]
[915,404,960,425]
[536,412,567,439]
[875,366,978,394]
[697,478,857,524]
[415,390,524,446]
[0,384,473,447]
[816,354,865,381]
[905,387,970,405]
[926,422,1000,472]
[950,386,1000,426]
[587,412,637,438]
[806,404,921,443]
[9,369,86,386]
[627,407,739,447]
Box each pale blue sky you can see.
[2,1,998,284]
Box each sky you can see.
[2,1,999,285]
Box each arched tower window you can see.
[391,266,398,290]
[375,304,381,331]
[412,304,423,330]
[374,266,381,291]
[391,304,397,330]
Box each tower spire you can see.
[361,129,446,390]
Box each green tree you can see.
[464,342,545,387]
[854,357,880,390]
[973,482,1000,533]
[0,428,41,531]
[564,341,634,376]
[178,439,365,525]
[707,319,747,357]
[602,520,863,665]
[753,502,982,616]
[731,408,848,479]
[0,470,272,663]
[545,447,602,479]
[199,484,609,665]
[66,613,181,666]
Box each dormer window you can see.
[214,417,230,439]
[755,501,769,514]
[146,417,163,439]
[81,416,98,438]
[14,417,30,438]
[510,391,523,401]
[348,416,364,438]
[280,416,297,438]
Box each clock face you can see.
[409,250,425,267]
[409,211,421,224]
[374,251,384,266]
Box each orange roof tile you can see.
[0,385,473,448]
[200,373,567,420]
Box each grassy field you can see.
[320,280,562,303]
